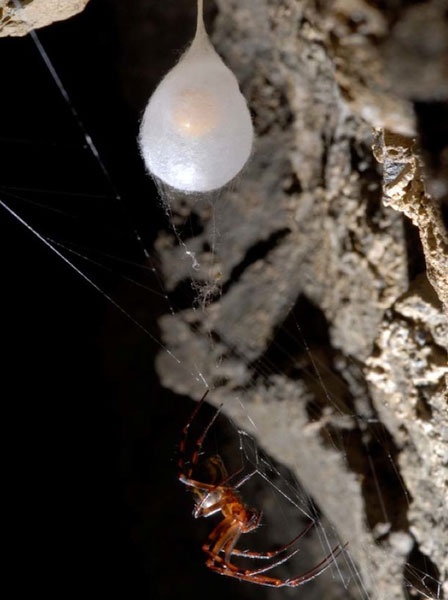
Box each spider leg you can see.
[212,524,241,559]
[229,520,314,560]
[179,391,245,491]
[179,393,223,483]
[222,535,301,576]
[205,529,246,572]
[216,466,244,487]
[178,474,215,492]
[214,518,309,578]
[202,518,244,574]
[233,467,257,489]
[241,545,301,576]
[254,542,345,583]
[205,561,286,587]
[285,542,347,586]
[208,516,303,577]
[178,391,226,495]
[223,530,241,564]
[207,516,234,544]
[178,390,209,478]
[188,403,223,478]
[177,390,209,481]
[207,464,256,497]
[206,542,347,588]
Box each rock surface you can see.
[115,0,447,598]
[367,274,448,592]
[373,130,448,316]
[0,0,89,36]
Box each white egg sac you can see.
[139,29,253,193]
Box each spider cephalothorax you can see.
[178,390,346,587]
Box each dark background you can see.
[1,1,250,597]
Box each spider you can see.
[178,390,347,587]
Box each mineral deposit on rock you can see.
[0,0,89,37]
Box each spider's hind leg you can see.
[230,520,314,560]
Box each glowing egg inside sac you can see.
[138,28,254,193]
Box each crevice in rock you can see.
[171,210,204,242]
[167,278,200,312]
[415,101,448,208]
[250,299,411,543]
[404,542,444,600]
[403,216,427,282]
[245,290,412,536]
[415,387,434,421]
[283,172,303,195]
[250,76,293,136]
[441,201,448,229]
[248,294,335,381]
[221,228,291,295]
[321,421,411,533]
[350,138,384,232]
[169,229,292,312]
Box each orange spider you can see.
[178,390,346,587]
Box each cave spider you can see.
[178,390,347,587]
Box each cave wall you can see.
[149,1,448,598]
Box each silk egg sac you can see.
[138,7,253,193]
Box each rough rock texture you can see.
[117,0,448,598]
[367,274,448,593]
[373,130,448,316]
[320,0,448,211]
[320,0,416,136]
[0,0,89,36]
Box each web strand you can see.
[0,198,212,390]
[12,0,149,262]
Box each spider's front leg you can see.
[202,517,243,573]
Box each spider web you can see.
[1,4,445,600]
